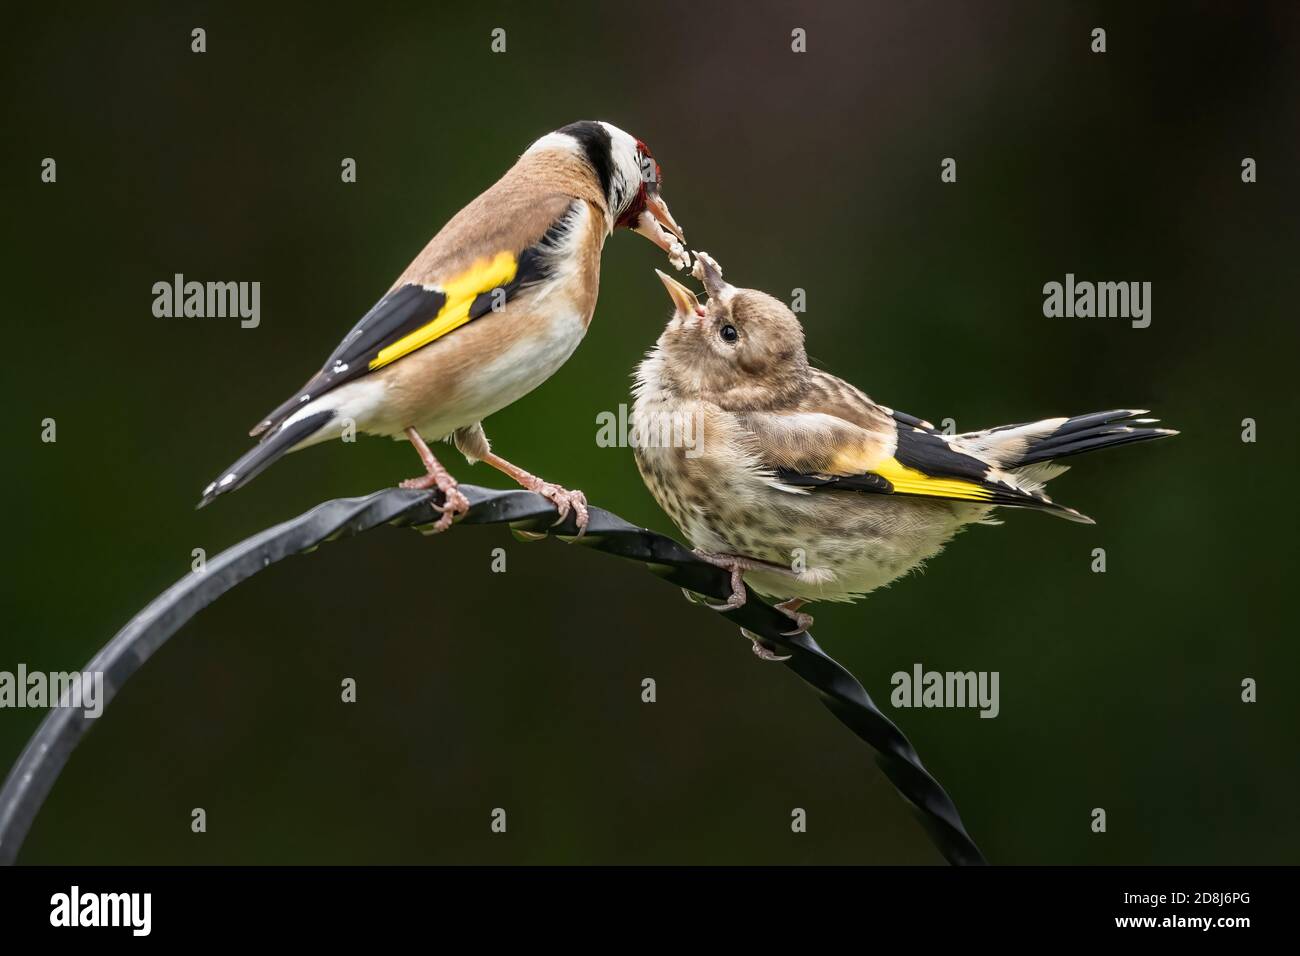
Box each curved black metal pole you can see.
[0,485,986,865]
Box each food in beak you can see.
[691,251,729,299]
[655,268,703,317]
[647,194,685,242]
[634,195,690,271]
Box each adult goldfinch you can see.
[632,255,1176,659]
[200,120,687,532]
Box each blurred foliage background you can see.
[2,1,1297,864]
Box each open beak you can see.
[647,193,685,243]
[655,269,703,318]
[634,194,688,267]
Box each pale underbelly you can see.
[413,309,587,438]
[347,290,591,441]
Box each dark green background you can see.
[3,1,1296,864]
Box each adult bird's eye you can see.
[719,324,738,343]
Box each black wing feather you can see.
[249,203,578,437]
[249,285,446,436]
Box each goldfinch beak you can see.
[648,193,685,243]
[633,194,687,257]
[655,269,702,317]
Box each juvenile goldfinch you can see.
[200,120,687,532]
[632,254,1176,659]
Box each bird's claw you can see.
[526,481,589,536]
[693,552,749,613]
[704,579,746,612]
[428,489,469,533]
[740,628,792,662]
[775,598,813,635]
[688,551,794,658]
[402,473,470,533]
[779,616,813,636]
[753,643,792,662]
[705,598,743,612]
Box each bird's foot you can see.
[688,551,797,661]
[401,472,470,533]
[775,597,814,636]
[402,427,470,533]
[520,478,589,535]
[399,470,466,530]
[478,452,588,535]
[740,628,792,663]
[692,550,750,612]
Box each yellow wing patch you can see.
[869,457,996,502]
[369,251,518,371]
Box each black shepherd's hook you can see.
[0,486,986,865]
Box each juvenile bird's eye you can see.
[719,324,738,343]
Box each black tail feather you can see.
[198,410,336,508]
[1013,409,1176,467]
